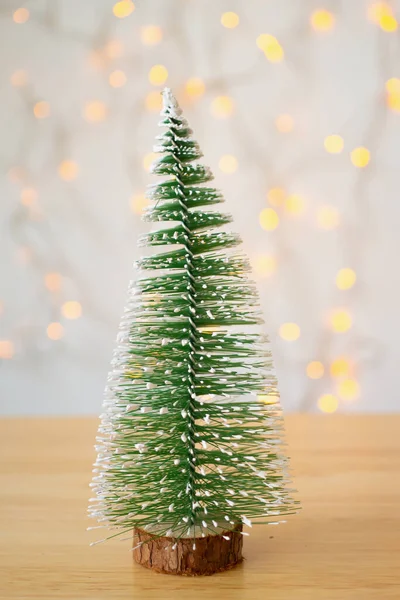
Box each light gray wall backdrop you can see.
[1,0,399,414]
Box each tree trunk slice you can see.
[133,524,243,576]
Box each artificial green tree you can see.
[89,88,298,575]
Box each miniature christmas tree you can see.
[89,88,298,575]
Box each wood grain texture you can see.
[0,415,399,599]
[133,524,243,575]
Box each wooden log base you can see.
[133,524,243,576]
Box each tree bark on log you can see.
[133,524,243,576]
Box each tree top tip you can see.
[161,88,181,116]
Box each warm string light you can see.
[316,205,340,229]
[210,96,234,118]
[20,188,38,207]
[143,153,157,172]
[221,12,240,29]
[324,135,344,154]
[251,255,276,278]
[130,193,149,215]
[385,78,400,112]
[62,301,82,319]
[351,147,370,168]
[145,91,163,112]
[329,309,352,333]
[336,268,356,290]
[0,340,14,359]
[310,9,335,32]
[284,194,306,216]
[318,394,338,413]
[218,154,238,174]
[47,322,64,340]
[267,188,285,207]
[10,70,28,87]
[109,70,127,88]
[275,114,294,133]
[185,78,205,99]
[45,272,62,292]
[84,101,107,122]
[140,25,163,45]
[104,40,124,59]
[330,357,352,378]
[112,0,135,19]
[256,34,284,62]
[259,208,279,231]
[306,361,324,379]
[58,160,79,181]
[13,8,29,24]
[337,378,360,401]
[148,65,168,86]
[33,101,50,119]
[279,323,300,341]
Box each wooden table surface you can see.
[0,415,399,600]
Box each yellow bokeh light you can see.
[0,340,14,359]
[58,160,79,181]
[62,301,82,320]
[259,208,279,231]
[143,152,158,172]
[368,2,392,23]
[324,134,344,154]
[316,205,340,230]
[109,70,127,88]
[252,255,276,278]
[329,309,352,333]
[113,0,135,18]
[387,93,400,112]
[13,8,29,23]
[386,78,400,94]
[33,101,50,119]
[145,91,162,112]
[148,65,168,86]
[256,34,284,63]
[318,394,338,413]
[218,154,238,174]
[379,14,398,31]
[258,393,278,405]
[20,188,38,207]
[275,114,294,133]
[10,69,28,87]
[350,147,370,168]
[338,378,360,401]
[284,194,306,216]
[210,96,234,118]
[104,40,124,58]
[267,187,286,207]
[336,268,357,290]
[84,101,107,122]
[47,322,64,340]
[306,361,324,379]
[141,25,163,45]
[185,77,205,99]
[45,272,62,292]
[310,9,335,31]
[130,193,149,215]
[279,322,300,341]
[330,357,352,378]
[221,12,239,29]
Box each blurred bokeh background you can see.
[1,0,399,415]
